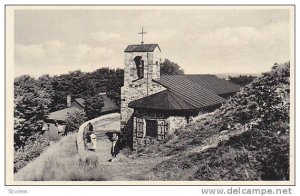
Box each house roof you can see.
[128,90,196,110]
[100,94,119,113]
[47,95,119,122]
[73,98,85,108]
[46,107,82,122]
[129,74,240,110]
[155,75,241,95]
[124,44,160,53]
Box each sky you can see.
[14,7,293,78]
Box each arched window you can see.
[134,56,144,79]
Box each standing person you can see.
[90,131,97,152]
[86,122,93,143]
[88,122,93,132]
[54,121,59,135]
[111,132,119,158]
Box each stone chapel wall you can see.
[121,45,162,149]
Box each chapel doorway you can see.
[146,120,157,138]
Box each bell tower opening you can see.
[134,56,144,79]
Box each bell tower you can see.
[121,43,164,148]
[123,43,161,86]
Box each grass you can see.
[141,62,290,181]
[42,129,62,142]
[15,133,106,181]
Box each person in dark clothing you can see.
[88,122,93,132]
[86,122,93,143]
[111,132,119,158]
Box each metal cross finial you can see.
[138,27,147,44]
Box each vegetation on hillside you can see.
[14,68,123,171]
[14,75,52,149]
[15,133,106,181]
[146,62,290,181]
[228,75,257,87]
[14,134,50,173]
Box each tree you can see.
[228,75,257,87]
[160,59,184,75]
[84,95,104,120]
[51,70,96,111]
[14,75,52,149]
[65,109,87,132]
[106,68,124,105]
[37,74,56,111]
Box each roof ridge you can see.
[127,43,158,46]
[124,44,160,52]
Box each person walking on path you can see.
[88,122,93,132]
[90,131,97,152]
[86,122,93,143]
[111,132,119,158]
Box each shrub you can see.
[65,109,87,132]
[149,62,290,181]
[14,134,50,172]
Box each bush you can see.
[149,62,290,181]
[65,109,87,132]
[14,134,50,172]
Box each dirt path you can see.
[93,135,170,181]
[91,116,169,181]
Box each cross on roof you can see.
[138,27,147,44]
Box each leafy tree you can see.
[84,95,105,119]
[228,75,257,86]
[14,75,52,149]
[65,109,87,132]
[160,58,184,75]
[37,74,56,111]
[106,68,124,105]
[51,70,96,111]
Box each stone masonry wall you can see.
[124,49,161,86]
[132,110,168,150]
[121,46,162,148]
[121,80,166,147]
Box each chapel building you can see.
[120,43,240,150]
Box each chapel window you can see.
[134,56,144,79]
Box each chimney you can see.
[67,95,71,108]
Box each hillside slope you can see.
[147,62,290,181]
[15,133,107,181]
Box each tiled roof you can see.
[129,75,240,110]
[47,107,82,122]
[154,75,240,96]
[184,75,241,95]
[47,95,119,122]
[128,90,196,110]
[74,98,85,108]
[124,44,160,53]
[100,94,119,113]
[154,75,226,108]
